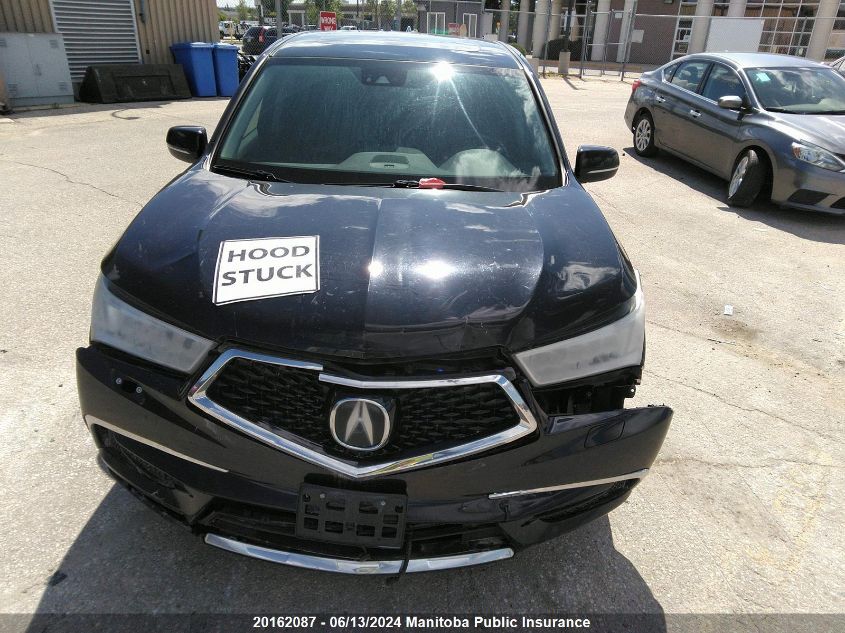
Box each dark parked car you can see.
[626,52,845,214]
[241,25,300,54]
[77,32,672,574]
[241,26,275,54]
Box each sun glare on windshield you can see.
[431,62,455,83]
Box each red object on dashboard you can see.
[418,178,446,189]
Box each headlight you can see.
[90,276,214,373]
[513,272,645,386]
[791,141,845,172]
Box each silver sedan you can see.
[625,52,845,214]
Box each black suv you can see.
[77,32,671,574]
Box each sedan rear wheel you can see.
[727,149,765,207]
[633,112,658,157]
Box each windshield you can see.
[746,67,845,114]
[214,58,560,191]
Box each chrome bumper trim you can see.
[188,348,537,479]
[488,469,649,499]
[204,533,514,573]
[85,414,228,473]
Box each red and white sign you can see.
[319,11,337,31]
[447,23,460,36]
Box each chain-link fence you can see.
[243,0,845,78]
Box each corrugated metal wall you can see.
[136,0,219,65]
[52,0,141,81]
[0,0,54,32]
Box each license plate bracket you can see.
[295,484,407,548]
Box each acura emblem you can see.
[329,398,391,452]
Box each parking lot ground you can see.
[0,79,843,627]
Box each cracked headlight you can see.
[90,276,214,373]
[791,141,845,172]
[513,272,645,386]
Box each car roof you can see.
[267,31,521,68]
[679,51,829,69]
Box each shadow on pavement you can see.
[623,147,845,245]
[4,98,231,121]
[22,483,665,629]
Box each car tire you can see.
[633,112,658,157]
[727,149,765,207]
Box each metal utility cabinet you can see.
[0,32,74,108]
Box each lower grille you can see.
[204,355,521,463]
[199,500,507,560]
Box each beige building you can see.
[1,0,218,107]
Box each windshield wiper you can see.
[393,179,502,192]
[213,164,291,182]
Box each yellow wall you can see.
[136,0,220,65]
[0,0,54,32]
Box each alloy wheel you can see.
[729,156,749,198]
[635,118,651,152]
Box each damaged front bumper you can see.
[77,345,672,573]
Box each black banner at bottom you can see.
[0,613,841,633]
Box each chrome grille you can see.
[188,349,537,479]
[204,356,519,462]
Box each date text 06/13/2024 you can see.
[251,615,592,629]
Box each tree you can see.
[379,0,396,24]
[304,0,344,24]
[401,0,416,15]
[303,0,318,24]
[236,0,249,22]
[218,10,229,21]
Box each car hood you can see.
[772,112,845,151]
[104,167,635,360]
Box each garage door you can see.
[51,0,141,81]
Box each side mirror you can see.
[166,126,208,163]
[718,95,744,110]
[574,145,619,183]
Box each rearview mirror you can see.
[718,95,744,110]
[574,145,619,183]
[166,126,208,163]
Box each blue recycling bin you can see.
[170,42,216,97]
[212,43,239,97]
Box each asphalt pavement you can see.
[0,78,842,627]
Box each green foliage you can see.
[304,0,318,25]
[327,0,346,17]
[382,0,397,19]
[363,0,397,22]
[541,38,582,60]
[401,0,417,15]
[304,0,345,24]
[236,0,250,22]
[509,42,527,56]
[218,10,229,22]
